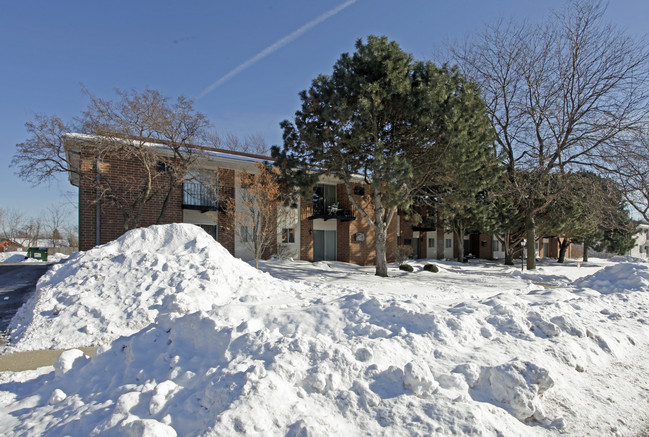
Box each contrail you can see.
[197,0,358,99]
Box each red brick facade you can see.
[298,182,397,265]
[77,145,233,253]
[71,137,572,265]
[216,168,235,254]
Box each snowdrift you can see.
[1,224,649,436]
[573,262,649,293]
[6,223,306,351]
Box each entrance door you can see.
[412,238,420,259]
[314,230,337,261]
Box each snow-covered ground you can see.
[0,251,70,264]
[0,223,648,436]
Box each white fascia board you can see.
[62,132,274,171]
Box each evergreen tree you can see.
[539,172,636,262]
[273,36,493,276]
[422,140,501,262]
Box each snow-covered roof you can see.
[62,132,274,186]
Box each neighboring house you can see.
[627,223,649,259]
[0,239,20,251]
[64,133,579,265]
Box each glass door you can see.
[314,230,337,261]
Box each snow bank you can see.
[574,262,649,293]
[6,224,304,351]
[0,252,28,263]
[1,225,649,436]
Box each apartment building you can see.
[64,134,576,265]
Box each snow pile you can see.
[456,360,555,424]
[1,225,648,436]
[2,293,561,436]
[574,262,649,293]
[0,252,29,263]
[6,224,306,351]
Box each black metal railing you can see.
[182,182,221,211]
[310,199,355,221]
[412,216,437,231]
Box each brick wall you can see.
[78,147,184,251]
[343,183,399,265]
[437,229,445,259]
[336,184,351,263]
[300,200,314,261]
[346,183,375,265]
[217,168,235,254]
[478,233,493,259]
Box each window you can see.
[282,228,295,243]
[241,226,251,243]
[428,238,435,248]
[404,238,412,246]
[493,240,500,252]
[157,161,174,173]
[313,184,337,215]
[197,224,217,240]
[445,238,452,248]
[183,170,218,209]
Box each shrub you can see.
[399,263,414,272]
[396,245,414,264]
[423,263,439,273]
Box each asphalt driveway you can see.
[0,263,51,333]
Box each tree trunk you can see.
[526,211,537,270]
[374,220,388,277]
[504,232,515,265]
[341,183,395,277]
[455,224,465,263]
[583,244,589,262]
[557,238,570,263]
[156,173,175,225]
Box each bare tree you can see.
[1,208,25,245]
[204,129,269,156]
[44,203,69,247]
[598,128,649,222]
[63,223,79,248]
[21,217,43,248]
[451,0,649,269]
[12,116,72,185]
[224,163,291,269]
[14,88,210,233]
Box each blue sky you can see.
[1,0,647,225]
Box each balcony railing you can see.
[182,182,222,212]
[308,200,355,222]
[412,216,437,231]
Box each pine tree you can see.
[274,36,493,276]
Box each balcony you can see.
[412,216,437,232]
[308,200,355,222]
[182,181,223,212]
